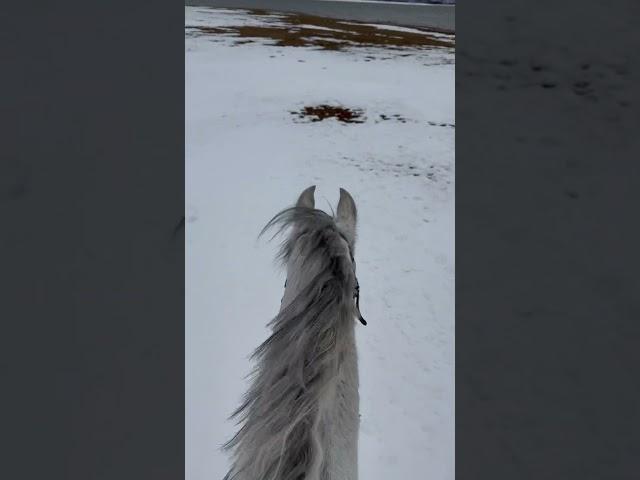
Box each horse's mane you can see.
[223,207,357,480]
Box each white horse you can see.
[223,186,365,480]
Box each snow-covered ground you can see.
[186,6,454,480]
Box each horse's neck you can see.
[276,247,360,480]
[321,324,359,480]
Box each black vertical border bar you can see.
[1,2,185,479]
[457,1,639,479]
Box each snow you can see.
[343,21,455,39]
[186,7,288,27]
[186,6,454,480]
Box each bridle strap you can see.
[354,277,367,326]
[340,233,367,326]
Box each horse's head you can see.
[262,186,365,325]
[225,188,364,480]
[293,185,358,254]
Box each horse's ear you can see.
[296,185,316,209]
[336,188,357,245]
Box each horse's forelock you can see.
[260,206,353,271]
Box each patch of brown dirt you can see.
[187,26,227,35]
[427,121,455,128]
[291,105,365,124]
[185,9,454,51]
[378,113,409,124]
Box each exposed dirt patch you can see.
[290,108,455,128]
[185,9,454,51]
[378,114,409,124]
[245,9,277,17]
[427,121,455,128]
[291,105,365,124]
